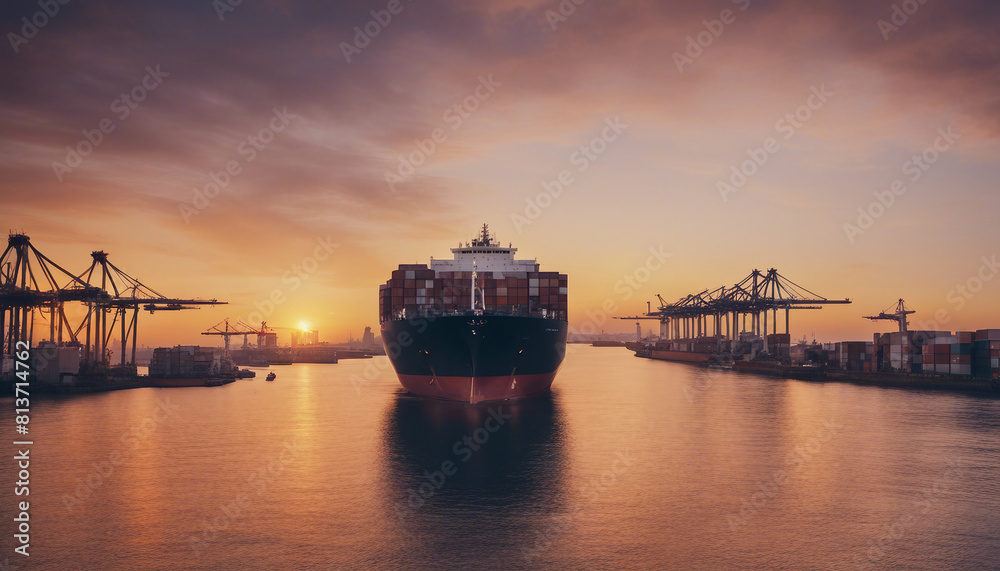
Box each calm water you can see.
[2,346,999,569]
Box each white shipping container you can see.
[949,364,972,376]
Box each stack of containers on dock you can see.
[918,334,974,376]
[875,331,940,372]
[661,338,682,352]
[822,343,838,368]
[657,339,678,351]
[909,335,923,373]
[692,336,725,354]
[648,336,735,356]
[920,335,955,375]
[972,329,1000,378]
[149,346,216,377]
[874,333,892,372]
[766,333,791,362]
[905,331,950,374]
[720,337,734,355]
[32,341,81,385]
[882,332,911,372]
[790,343,824,365]
[732,338,755,357]
[258,332,278,348]
[835,342,872,372]
[952,332,974,376]
[380,264,567,321]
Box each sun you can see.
[298,320,310,331]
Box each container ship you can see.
[379,224,568,404]
[646,333,792,364]
[148,345,236,387]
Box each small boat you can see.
[266,372,276,382]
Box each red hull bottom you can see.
[397,372,557,404]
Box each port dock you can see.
[0,233,226,394]
[620,270,1000,393]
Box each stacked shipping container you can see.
[973,329,1000,379]
[766,333,791,362]
[654,336,732,354]
[835,341,873,372]
[875,331,911,372]
[873,330,952,373]
[149,346,217,377]
[32,341,81,385]
[920,336,959,375]
[379,264,567,322]
[860,329,1000,378]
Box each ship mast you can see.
[471,260,477,311]
[470,259,485,314]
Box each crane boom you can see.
[863,298,915,333]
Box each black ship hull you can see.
[381,314,567,404]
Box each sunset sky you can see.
[2,0,999,348]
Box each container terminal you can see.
[0,233,231,393]
[619,270,1000,393]
[0,234,370,395]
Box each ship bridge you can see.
[431,224,538,275]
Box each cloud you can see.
[1,0,998,340]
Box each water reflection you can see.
[378,390,569,566]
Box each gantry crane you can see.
[73,249,225,370]
[200,319,257,371]
[233,321,295,363]
[617,268,851,352]
[863,299,915,333]
[0,233,225,376]
[232,320,268,349]
[0,233,105,358]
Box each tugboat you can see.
[379,224,568,404]
[265,372,276,382]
